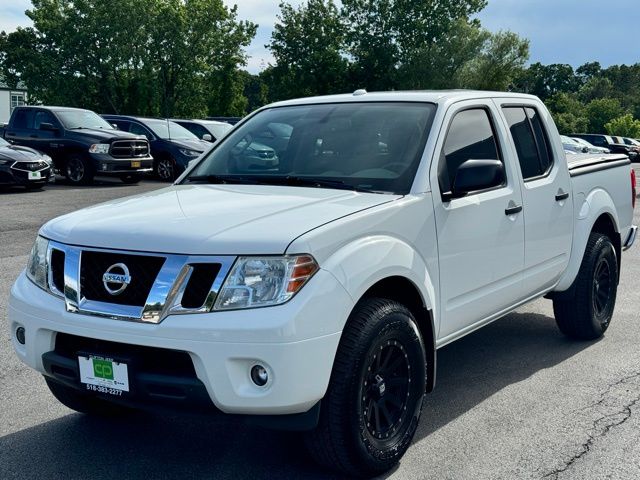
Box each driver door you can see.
[431,101,525,340]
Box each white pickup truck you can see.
[9,91,637,477]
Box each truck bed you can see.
[567,153,630,177]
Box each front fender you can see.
[554,188,620,292]
[321,235,437,332]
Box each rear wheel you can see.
[44,377,134,416]
[304,298,427,477]
[65,154,94,185]
[155,157,175,181]
[553,232,618,340]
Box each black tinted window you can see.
[12,109,33,129]
[526,108,553,173]
[503,107,553,180]
[439,108,501,193]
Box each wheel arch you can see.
[554,188,622,292]
[320,235,438,393]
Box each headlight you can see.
[214,255,319,310]
[179,149,201,158]
[89,143,110,154]
[26,236,49,290]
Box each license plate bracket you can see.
[130,161,141,168]
[78,353,130,395]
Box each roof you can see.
[15,105,92,112]
[267,89,540,109]
[171,118,231,126]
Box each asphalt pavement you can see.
[1,172,639,479]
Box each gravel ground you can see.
[1,171,639,480]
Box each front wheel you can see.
[155,157,175,182]
[304,298,427,477]
[65,154,94,185]
[553,232,618,340]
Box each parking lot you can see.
[1,172,639,480]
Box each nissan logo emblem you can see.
[102,263,132,296]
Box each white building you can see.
[0,79,27,124]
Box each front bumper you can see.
[0,163,53,186]
[89,154,154,174]
[9,270,351,415]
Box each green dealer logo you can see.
[92,359,114,380]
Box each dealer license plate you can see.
[28,171,42,180]
[130,161,141,168]
[78,355,129,395]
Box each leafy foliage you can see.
[605,114,640,138]
[0,0,256,117]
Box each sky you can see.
[1,0,638,73]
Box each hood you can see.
[0,144,46,162]
[168,138,210,152]
[41,185,399,255]
[69,127,145,142]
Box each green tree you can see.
[267,0,348,101]
[545,92,588,134]
[341,0,487,90]
[604,113,640,138]
[514,63,579,100]
[585,97,624,133]
[458,30,529,90]
[0,0,256,117]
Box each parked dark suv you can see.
[571,133,638,161]
[103,115,210,181]
[1,106,152,184]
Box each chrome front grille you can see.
[47,241,235,323]
[110,140,150,158]
[11,160,50,172]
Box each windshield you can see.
[204,122,233,139]
[145,120,198,140]
[56,110,113,130]
[184,102,436,194]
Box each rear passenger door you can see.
[497,102,573,294]
[431,101,525,340]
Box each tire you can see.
[65,154,94,185]
[44,376,134,416]
[120,174,141,184]
[155,157,175,181]
[304,298,427,477]
[553,232,618,340]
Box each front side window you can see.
[33,110,58,129]
[185,102,437,194]
[128,122,151,139]
[438,108,502,194]
[503,106,553,180]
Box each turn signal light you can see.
[631,169,636,210]
[287,255,319,293]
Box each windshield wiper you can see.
[186,174,263,185]
[255,175,384,194]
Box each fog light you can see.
[15,326,26,345]
[250,365,269,387]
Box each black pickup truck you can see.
[1,106,153,184]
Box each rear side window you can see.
[502,106,553,180]
[439,108,502,194]
[12,109,34,129]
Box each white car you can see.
[572,136,611,154]
[9,91,637,477]
[561,135,588,153]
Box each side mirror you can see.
[112,123,119,130]
[450,159,505,198]
[202,133,213,142]
[39,122,58,132]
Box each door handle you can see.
[505,204,523,215]
[555,191,570,202]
